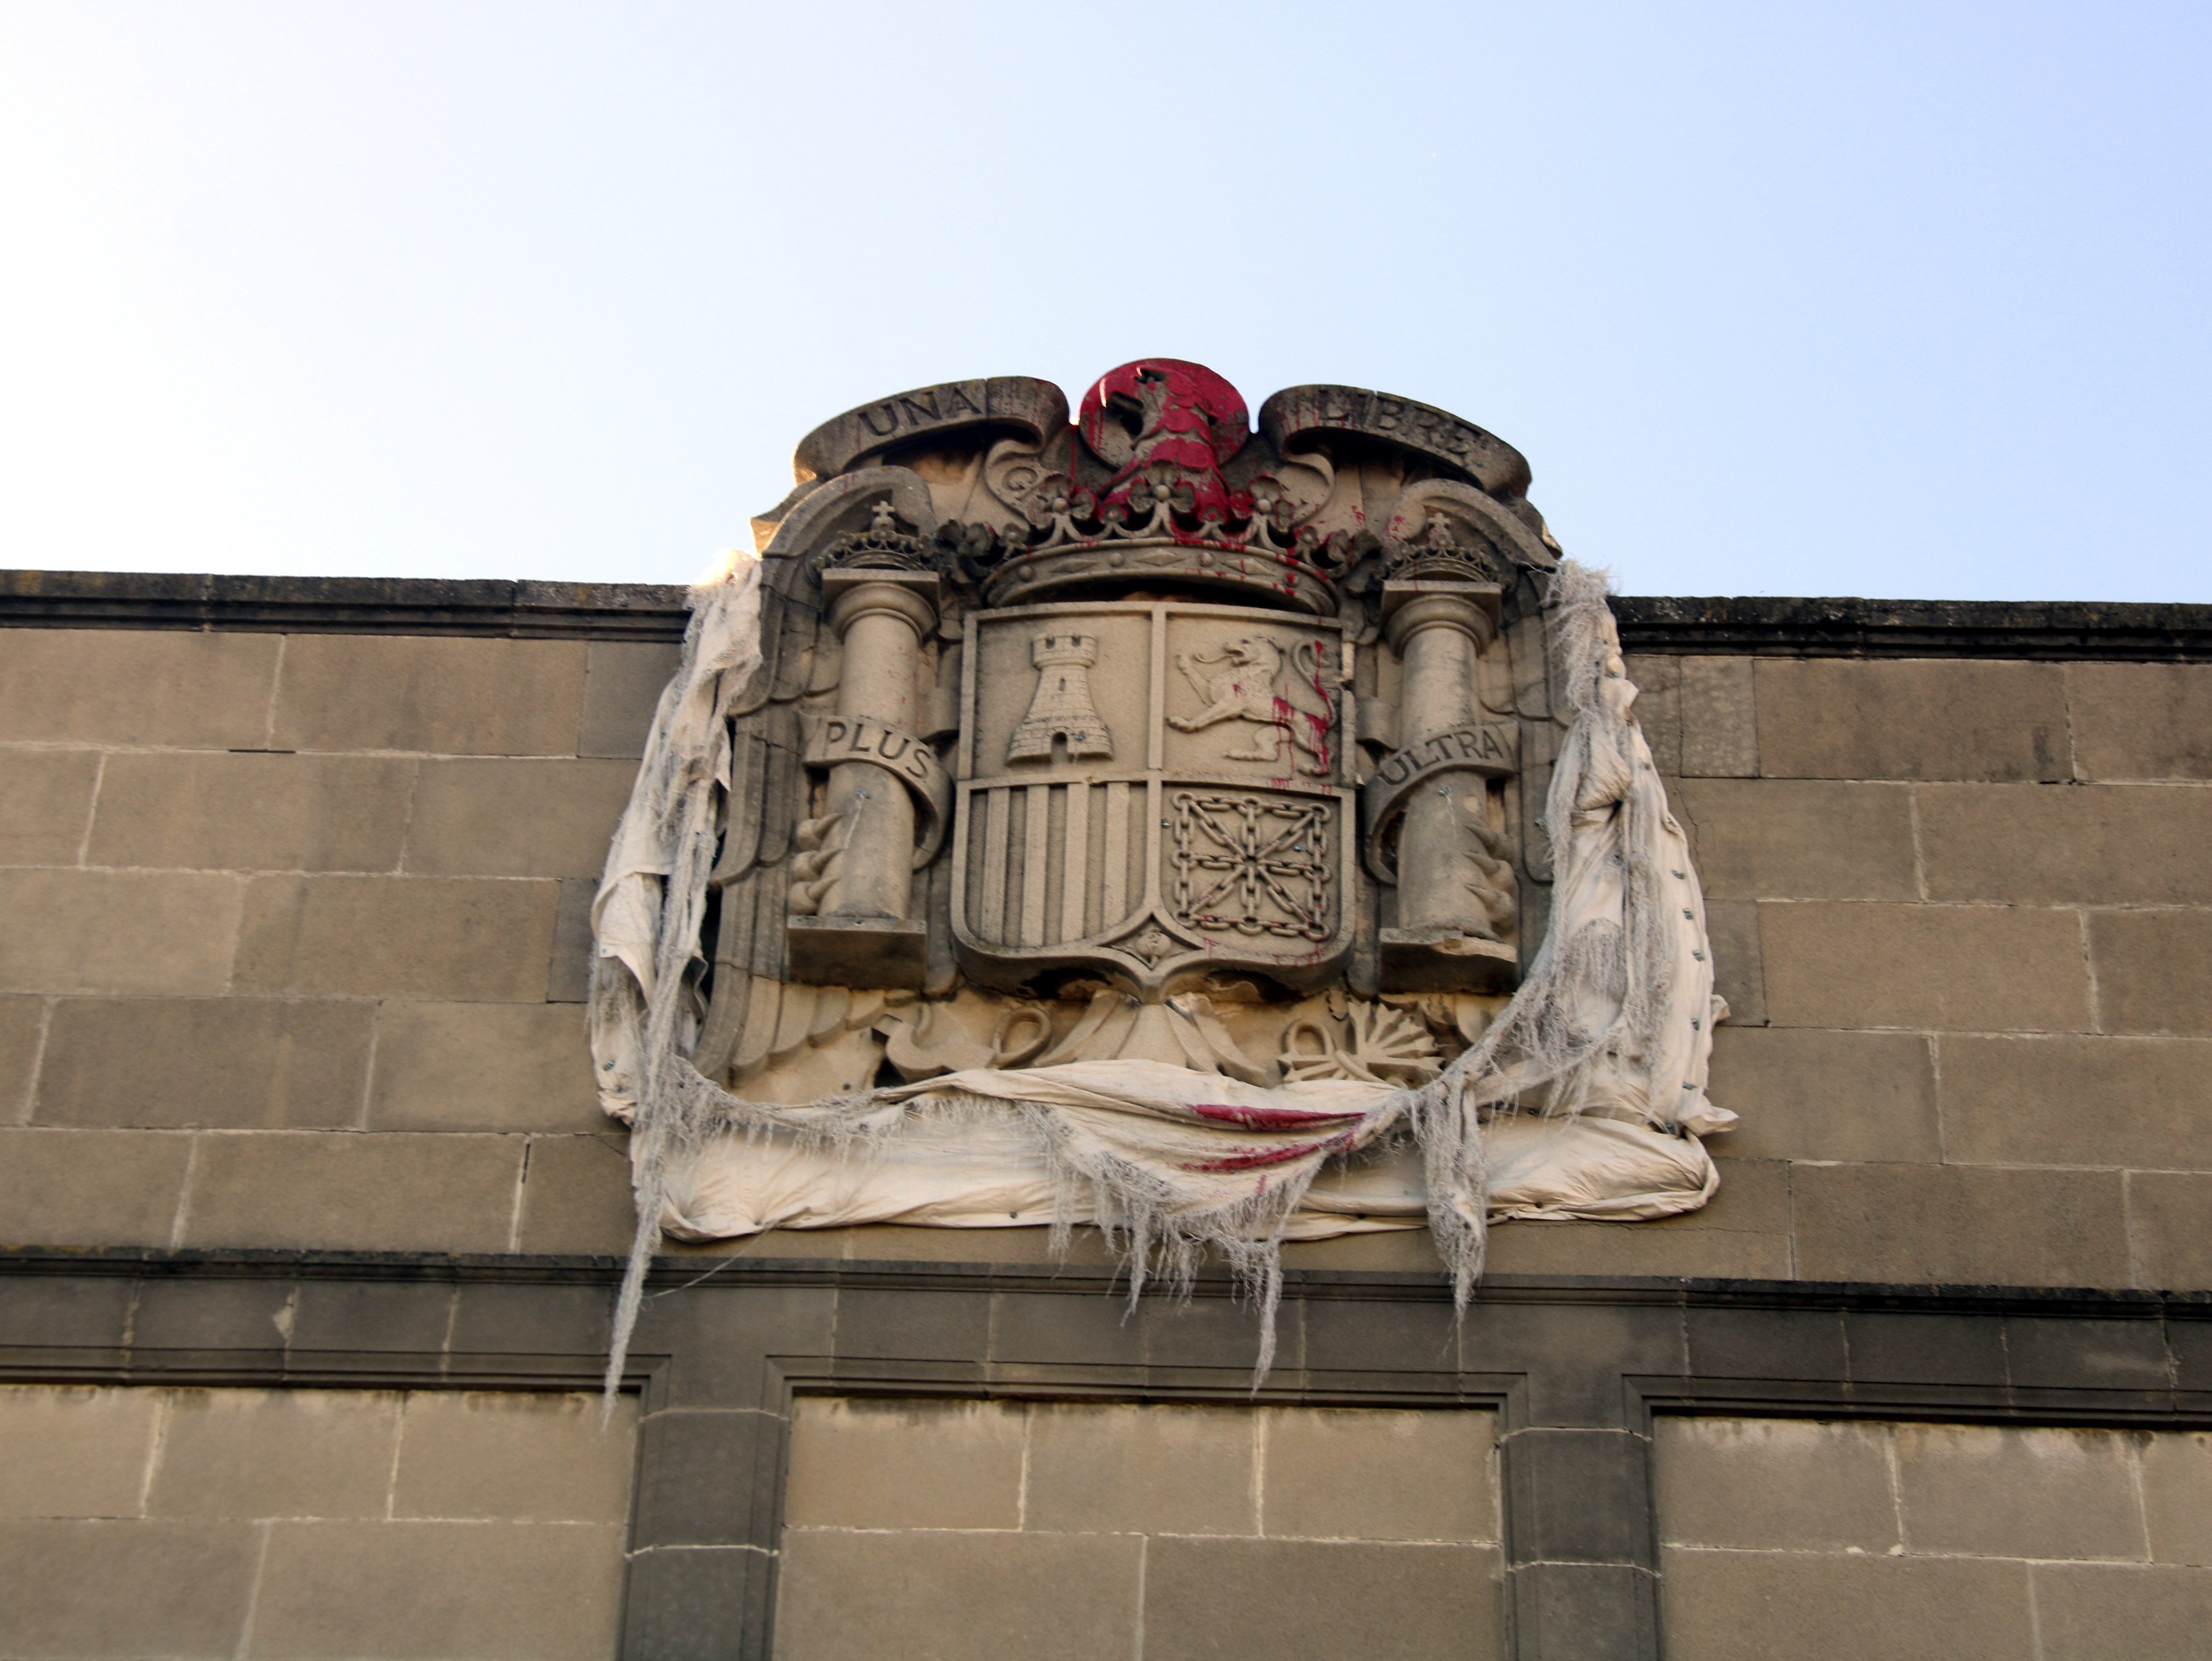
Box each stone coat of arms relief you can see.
[588,359,1736,1371]
[951,601,1356,1059]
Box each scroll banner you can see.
[1360,721,1518,882]
[802,715,953,868]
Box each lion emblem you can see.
[1168,635,1336,776]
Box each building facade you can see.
[3,370,2210,1659]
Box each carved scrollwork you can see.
[1360,721,1520,884]
[800,713,954,870]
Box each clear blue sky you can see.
[4,2,2206,600]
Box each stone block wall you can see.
[1538,652,2212,1289]
[1654,1416,2212,1659]
[3,598,2209,1293]
[776,1398,1501,1661]
[5,581,2211,1661]
[0,625,676,1259]
[0,1383,636,1659]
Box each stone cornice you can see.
[4,569,2210,659]
[0,569,690,641]
[1609,594,2212,661]
[3,1245,2208,1320]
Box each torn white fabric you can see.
[663,1105,1718,1241]
[588,556,1734,1395]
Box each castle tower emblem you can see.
[1007,632,1113,762]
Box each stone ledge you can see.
[5,1249,2194,1661]
[1611,595,2212,661]
[0,570,689,641]
[3,1245,2209,1315]
[4,570,2210,658]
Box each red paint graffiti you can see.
[1179,1127,1359,1174]
[1081,359,1249,526]
[1190,1103,1366,1131]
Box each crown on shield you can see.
[979,359,1357,616]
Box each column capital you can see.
[823,569,939,642]
[1381,581,1500,654]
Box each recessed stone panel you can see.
[2141,1432,2212,1565]
[1918,782,2212,904]
[1762,901,2092,1033]
[777,1397,1504,1659]
[1661,1549,2033,1660]
[1894,1422,2146,1560]
[1025,1402,1257,1537]
[1652,1418,2212,1659]
[148,1388,400,1521]
[1261,1407,1497,1543]
[392,1391,636,1523]
[1654,1417,1897,1552]
[249,1518,628,1660]
[87,752,415,873]
[1143,1538,1502,1661]
[1755,658,2069,782]
[0,749,100,866]
[0,869,244,996]
[0,629,279,748]
[37,998,374,1129]
[2067,663,2212,781]
[366,1002,601,1132]
[2033,1563,2212,1661]
[0,1384,636,1661]
[776,1530,1143,1661]
[0,1517,261,1658]
[784,1397,1024,1532]
[270,634,587,757]
[1672,778,1917,900]
[234,875,557,1002]
[0,1384,163,1520]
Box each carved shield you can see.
[952,601,1354,993]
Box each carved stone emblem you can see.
[1008,632,1112,762]
[1170,792,1331,942]
[598,356,1741,1317]
[1168,636,1336,776]
[952,601,1353,995]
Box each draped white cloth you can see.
[659,1060,1719,1243]
[587,555,1736,1388]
